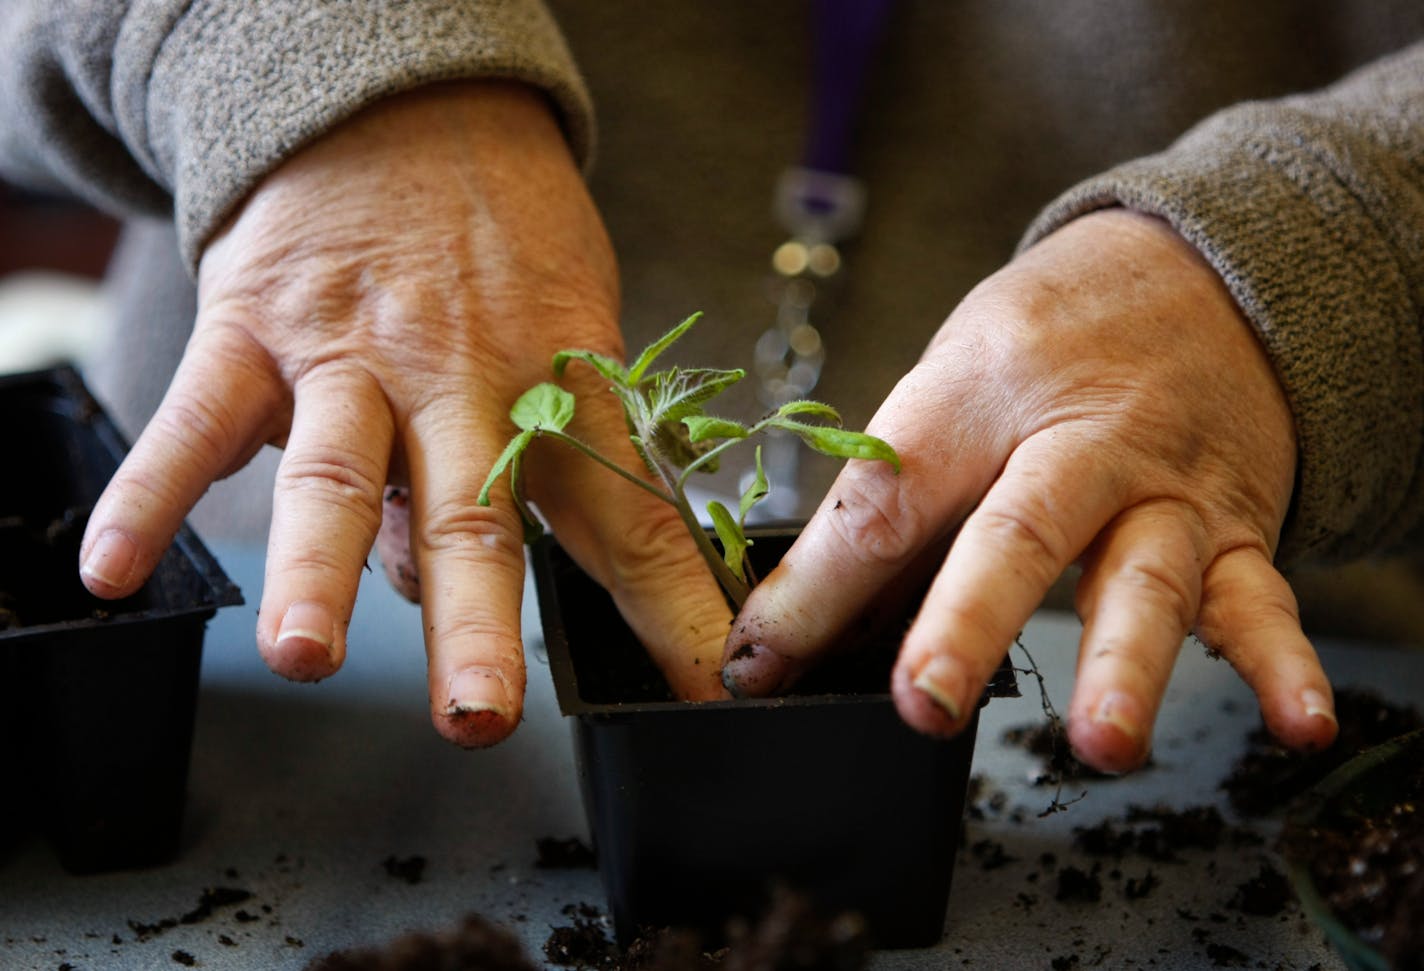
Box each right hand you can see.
[723,210,1337,773]
[78,81,730,749]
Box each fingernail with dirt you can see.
[445,665,515,721]
[721,642,800,698]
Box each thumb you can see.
[721,456,932,697]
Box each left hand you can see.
[76,81,730,750]
[721,209,1337,773]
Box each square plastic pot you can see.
[0,366,242,873]
[532,528,1018,948]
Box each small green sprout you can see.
[478,312,900,609]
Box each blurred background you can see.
[5,0,1424,643]
[0,182,117,373]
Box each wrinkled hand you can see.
[722,209,1337,772]
[77,81,729,746]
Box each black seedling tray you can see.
[533,529,1017,948]
[0,366,242,872]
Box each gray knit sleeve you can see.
[1020,40,1424,567]
[0,0,593,273]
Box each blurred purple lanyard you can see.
[775,0,896,242]
[755,0,896,517]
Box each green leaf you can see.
[551,348,628,384]
[706,500,749,582]
[683,415,750,443]
[477,429,536,505]
[645,367,746,424]
[739,445,770,525]
[627,311,703,383]
[774,400,844,425]
[652,419,719,473]
[766,420,902,472]
[510,383,575,433]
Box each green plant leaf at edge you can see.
[773,399,844,425]
[683,415,750,443]
[765,419,902,472]
[510,383,576,433]
[477,429,536,506]
[645,367,746,425]
[738,445,770,525]
[551,349,628,384]
[627,311,703,383]
[706,499,748,582]
[476,429,545,542]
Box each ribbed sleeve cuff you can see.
[113,0,593,273]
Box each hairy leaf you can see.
[766,419,902,472]
[683,415,750,443]
[510,383,576,433]
[551,348,628,384]
[706,500,749,582]
[774,400,844,425]
[627,311,703,383]
[739,445,770,525]
[645,367,746,425]
[477,429,536,506]
[652,419,719,473]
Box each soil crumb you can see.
[1002,720,1115,785]
[1073,805,1256,862]
[381,855,427,885]
[536,836,598,870]
[127,886,255,941]
[1226,863,1291,917]
[1054,865,1102,903]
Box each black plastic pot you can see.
[533,528,1018,948]
[0,366,242,873]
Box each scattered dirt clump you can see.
[380,855,427,885]
[536,836,598,870]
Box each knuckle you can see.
[266,546,353,590]
[973,501,1072,582]
[1116,557,1200,631]
[604,510,692,589]
[823,465,920,566]
[416,494,524,561]
[1087,640,1172,690]
[277,446,385,526]
[149,393,240,465]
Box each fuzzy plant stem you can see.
[642,439,752,611]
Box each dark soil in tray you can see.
[1280,743,1424,970]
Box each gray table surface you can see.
[3,542,1418,971]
